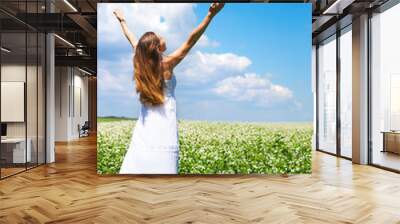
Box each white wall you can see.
[72,72,89,137]
[1,82,25,122]
[1,63,46,164]
[1,65,40,138]
[1,65,26,142]
[55,66,69,141]
[1,65,26,129]
[55,67,89,141]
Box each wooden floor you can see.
[372,151,400,171]
[1,135,400,224]
[0,167,26,177]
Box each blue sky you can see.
[98,3,312,122]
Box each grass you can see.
[97,119,312,175]
[97,116,136,123]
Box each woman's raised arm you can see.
[165,3,224,69]
[113,9,138,49]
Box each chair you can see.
[79,121,90,138]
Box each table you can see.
[1,138,32,163]
[382,131,400,154]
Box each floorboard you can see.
[1,135,400,223]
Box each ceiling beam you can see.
[322,0,356,14]
[67,13,97,46]
[55,55,96,73]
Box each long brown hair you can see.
[134,32,165,106]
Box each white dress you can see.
[119,75,179,174]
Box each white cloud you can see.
[175,50,252,83]
[197,35,220,48]
[98,3,251,85]
[98,56,137,98]
[213,73,293,106]
[98,3,217,51]
[98,50,252,97]
[98,69,125,92]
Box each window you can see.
[370,2,400,171]
[0,1,46,179]
[317,35,337,154]
[339,26,352,158]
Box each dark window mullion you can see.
[36,0,39,167]
[44,0,48,165]
[316,44,320,151]
[336,28,341,157]
[25,0,28,171]
[367,11,373,165]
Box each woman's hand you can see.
[114,9,137,48]
[165,2,224,69]
[209,3,225,17]
[113,9,126,22]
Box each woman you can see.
[115,3,224,174]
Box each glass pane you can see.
[1,31,27,177]
[26,0,39,169]
[27,31,38,169]
[371,3,400,171]
[38,32,45,165]
[340,27,352,158]
[318,35,337,154]
[0,0,46,178]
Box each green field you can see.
[97,119,312,174]
[97,116,136,123]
